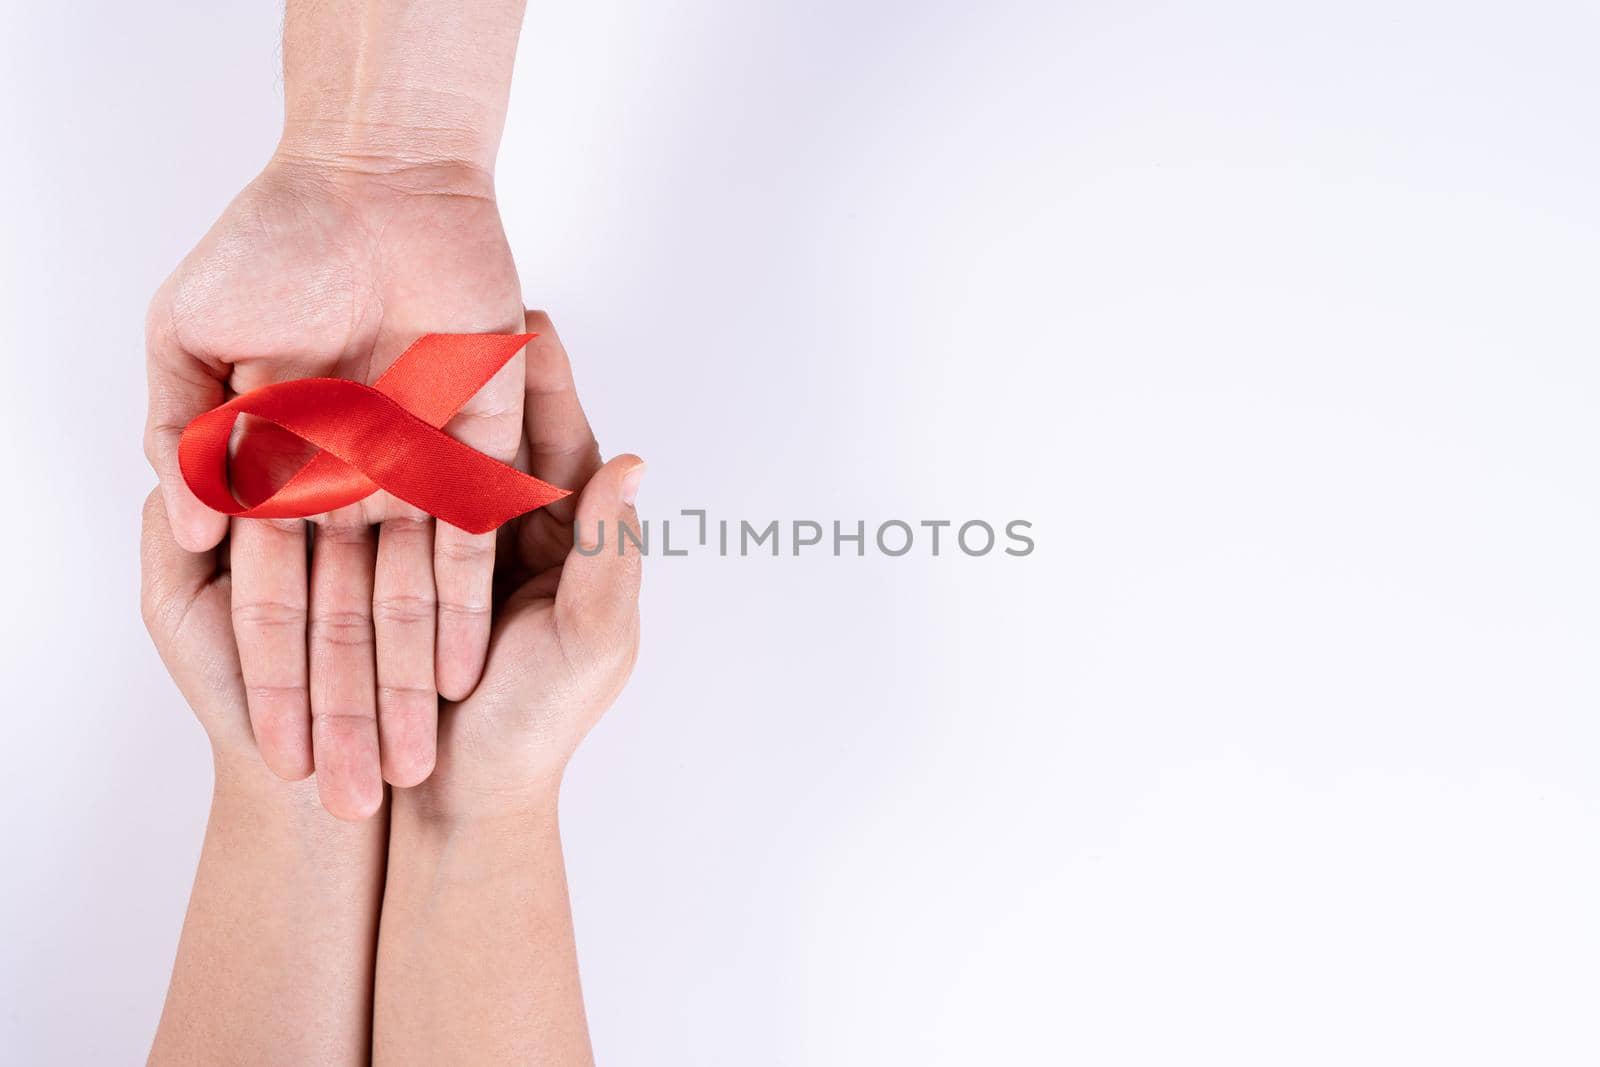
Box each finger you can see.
[308,519,383,820]
[409,312,522,703]
[374,514,438,786]
[522,310,603,520]
[434,523,494,701]
[140,489,216,632]
[144,310,229,552]
[230,515,313,780]
[426,322,527,703]
[557,455,646,661]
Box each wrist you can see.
[205,757,388,903]
[393,773,563,837]
[211,750,381,835]
[209,752,310,814]
[272,114,502,202]
[276,100,504,185]
[278,0,525,180]
[387,784,561,901]
[257,142,501,219]
[211,748,279,800]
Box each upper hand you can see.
[144,154,524,818]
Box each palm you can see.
[437,466,593,784]
[158,162,525,514]
[425,327,643,811]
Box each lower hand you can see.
[400,313,644,822]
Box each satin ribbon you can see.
[178,333,568,534]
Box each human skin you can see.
[143,311,642,1063]
[141,490,388,1064]
[144,0,532,820]
[373,314,643,1065]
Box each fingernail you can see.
[621,463,646,507]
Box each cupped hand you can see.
[405,312,644,820]
[144,156,524,818]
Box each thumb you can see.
[555,455,646,660]
[144,317,229,552]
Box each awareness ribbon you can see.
[178,333,568,534]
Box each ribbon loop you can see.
[178,333,568,534]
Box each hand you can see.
[144,154,523,818]
[371,313,638,1064]
[404,311,644,821]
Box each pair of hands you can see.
[142,158,640,816]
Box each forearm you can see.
[277,0,528,176]
[150,756,388,1065]
[374,789,592,1065]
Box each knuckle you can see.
[435,537,493,565]
[381,515,432,543]
[145,290,172,338]
[373,593,436,626]
[378,684,438,711]
[233,598,308,629]
[141,425,162,468]
[436,598,491,620]
[314,519,374,544]
[378,682,437,698]
[139,591,163,636]
[312,710,379,732]
[596,617,641,673]
[139,578,183,640]
[140,487,164,526]
[245,683,309,710]
[560,607,640,679]
[310,609,374,648]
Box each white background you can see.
[3,1,1598,1063]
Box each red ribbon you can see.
[178,333,568,534]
